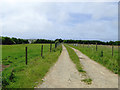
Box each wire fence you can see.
[2,44,57,66]
[71,43,118,57]
[69,43,119,74]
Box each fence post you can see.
[112,44,114,56]
[25,47,27,65]
[101,50,103,57]
[41,45,43,57]
[96,43,97,51]
[83,43,84,47]
[50,43,52,52]
[55,43,57,48]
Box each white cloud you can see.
[0,0,119,3]
[0,1,118,41]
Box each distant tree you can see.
[34,39,53,43]
[108,41,114,45]
[23,40,29,44]
[55,39,63,43]
[1,36,29,45]
[114,41,120,45]
[2,37,15,45]
[0,37,2,44]
[12,37,19,44]
[17,39,23,44]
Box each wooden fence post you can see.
[112,45,114,56]
[101,50,103,57]
[83,43,84,47]
[96,43,97,51]
[41,45,43,57]
[55,43,57,48]
[25,47,27,65]
[50,43,52,52]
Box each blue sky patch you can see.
[69,13,92,24]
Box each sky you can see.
[0,0,118,41]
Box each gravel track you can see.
[36,45,118,88]
[36,45,90,88]
[70,46,118,88]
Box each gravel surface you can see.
[71,46,118,88]
[36,45,118,88]
[36,45,90,88]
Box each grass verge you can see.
[64,45,85,73]
[64,45,92,84]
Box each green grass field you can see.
[2,44,62,88]
[68,44,119,75]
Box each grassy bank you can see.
[64,45,85,73]
[2,44,62,88]
[68,44,118,75]
[65,45,92,84]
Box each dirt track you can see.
[36,45,90,88]
[71,46,118,88]
[36,45,118,88]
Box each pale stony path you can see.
[36,45,90,88]
[70,46,118,88]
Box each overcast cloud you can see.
[0,0,118,41]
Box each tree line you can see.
[0,36,119,45]
[1,37,29,45]
[34,39,54,43]
[63,40,120,45]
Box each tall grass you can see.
[69,44,118,75]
